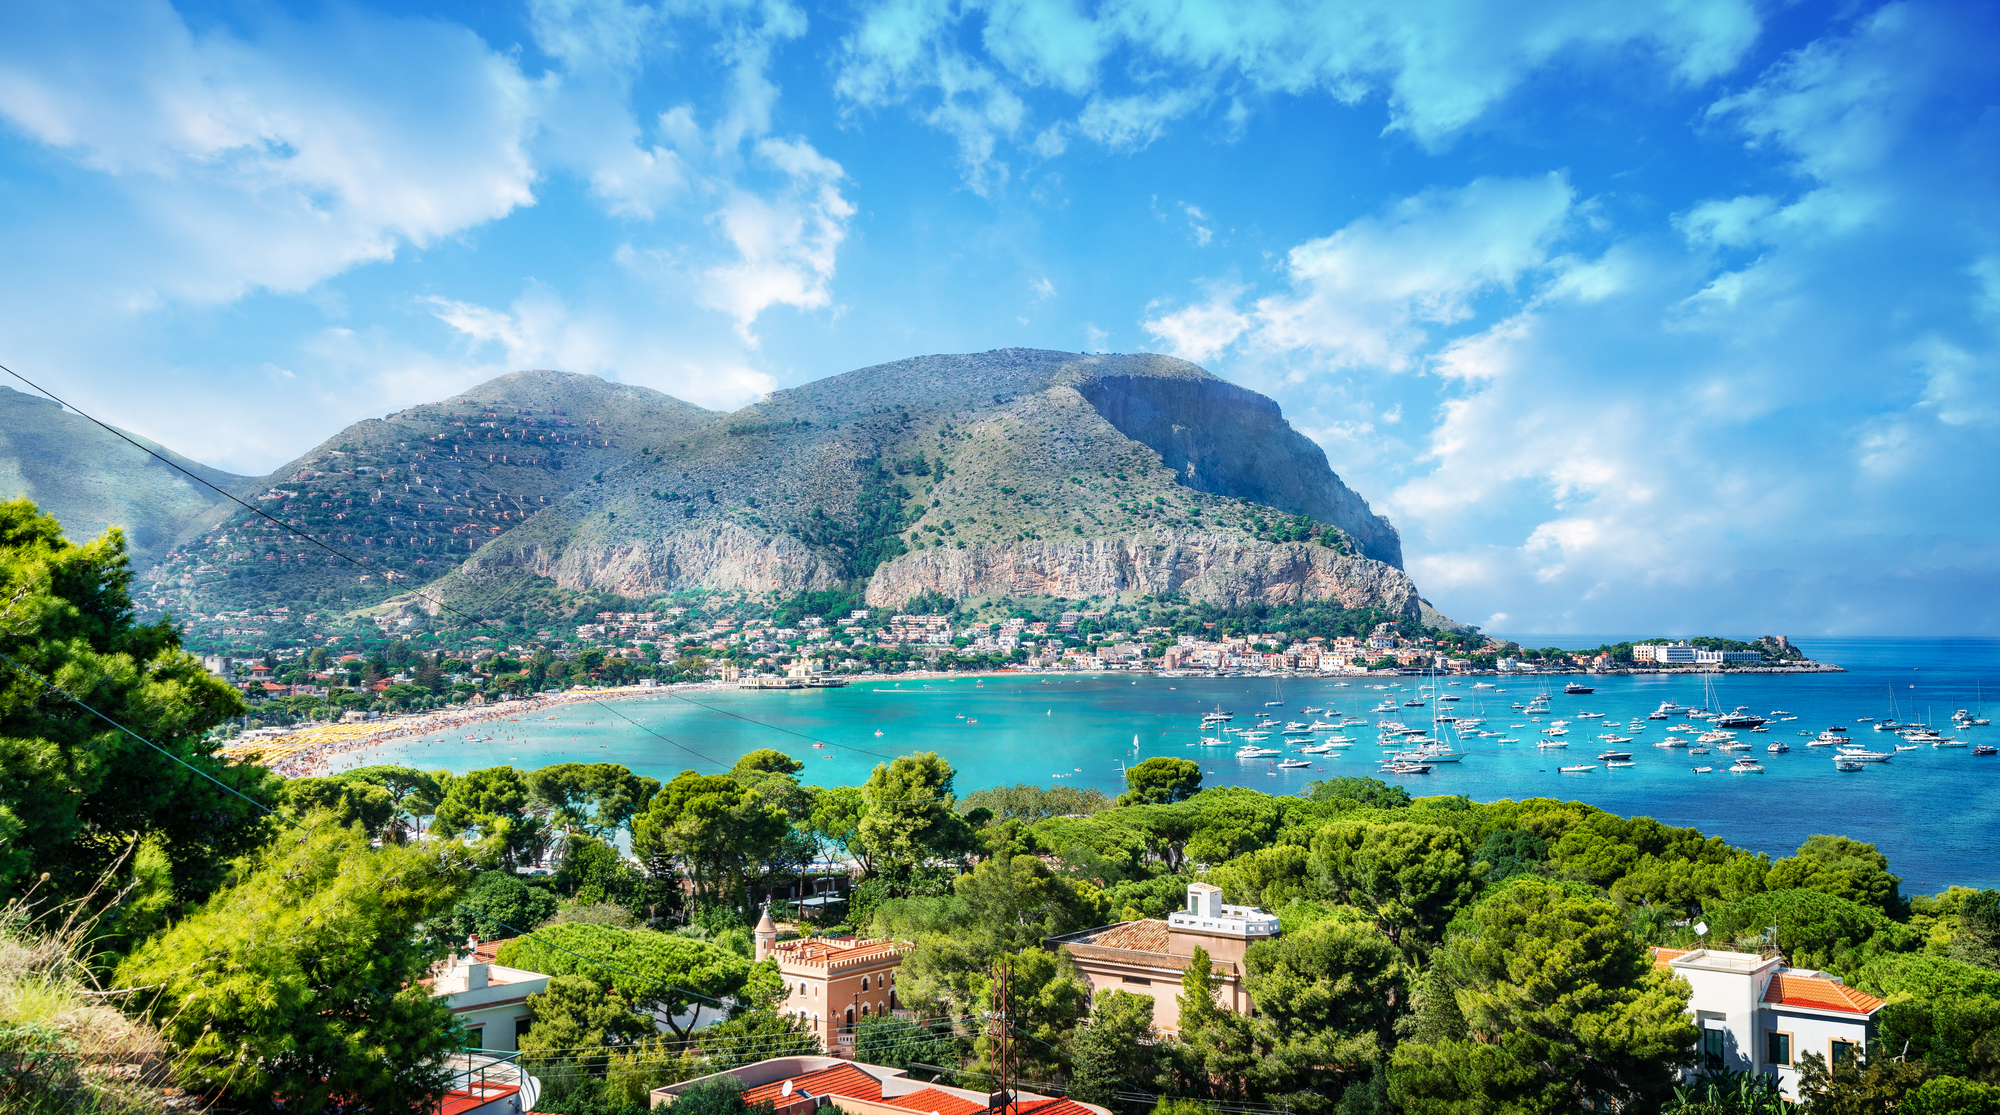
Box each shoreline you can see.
[229,661,1847,779]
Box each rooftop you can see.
[1764,974,1886,1016]
[769,936,907,971]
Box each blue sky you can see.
[2,0,1996,635]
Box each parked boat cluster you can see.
[1176,675,1996,779]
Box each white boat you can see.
[1284,722,1310,732]
[1834,758,1864,772]
[1767,741,1790,753]
[1808,732,1845,747]
[1698,730,1736,744]
[1200,736,1226,746]
[1692,765,1714,773]
[1835,747,1892,763]
[1241,731,1272,741]
[1894,744,1920,751]
[1299,743,1336,754]
[1559,764,1595,773]
[1606,760,1636,768]
[1236,745,1281,758]
[1309,720,1339,730]
[1277,758,1311,769]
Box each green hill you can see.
[0,386,248,565]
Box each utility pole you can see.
[990,961,1013,1115]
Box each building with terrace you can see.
[1045,882,1279,1034]
[428,937,550,1054]
[1651,947,1885,1099]
[756,910,910,1057]
[649,1055,1109,1115]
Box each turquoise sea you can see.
[341,636,2000,894]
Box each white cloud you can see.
[1031,276,1057,300]
[835,0,1763,187]
[0,0,539,304]
[1145,174,1574,371]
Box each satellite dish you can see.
[1694,921,1709,937]
[782,1081,793,1097]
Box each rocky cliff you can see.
[861,530,1425,617]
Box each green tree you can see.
[336,764,444,839]
[1174,944,1255,1100]
[432,869,560,947]
[0,501,270,906]
[1069,989,1162,1106]
[858,752,975,882]
[808,784,874,876]
[1306,777,1413,810]
[118,815,472,1114]
[1795,1048,1930,1114]
[1389,879,1697,1115]
[632,772,788,904]
[519,972,653,1074]
[1902,1076,2000,1115]
[854,1013,961,1072]
[1243,917,1408,1107]
[1770,835,1904,916]
[963,948,1091,1087]
[729,749,804,779]
[955,854,1112,951]
[555,833,645,909]
[279,777,394,839]
[494,921,757,1040]
[1705,888,1916,976]
[1119,757,1203,805]
[432,765,545,870]
[1955,891,2000,971]
[1309,820,1479,947]
[527,762,660,840]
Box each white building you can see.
[429,940,551,1053]
[1653,947,1884,1099]
[1635,642,1699,663]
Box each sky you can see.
[1,0,1996,635]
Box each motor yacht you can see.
[1559,763,1595,772]
[1564,682,1595,694]
[1236,745,1282,758]
[1835,746,1892,763]
[1277,758,1311,769]
[1767,741,1790,753]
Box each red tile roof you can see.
[740,1064,883,1107]
[1017,1099,1102,1115]
[1763,974,1885,1016]
[1650,947,1690,970]
[1085,921,1169,953]
[770,937,906,971]
[892,1088,988,1115]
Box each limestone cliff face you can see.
[862,530,1423,618]
[444,523,845,601]
[1073,371,1404,567]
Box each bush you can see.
[1703,888,1916,976]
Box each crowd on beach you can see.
[233,681,723,778]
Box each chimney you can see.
[464,962,489,990]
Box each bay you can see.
[343,636,2000,894]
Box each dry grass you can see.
[0,877,175,1114]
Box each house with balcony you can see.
[1045,882,1279,1034]
[1653,947,1885,1099]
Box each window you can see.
[1122,976,1152,986]
[861,976,870,991]
[1702,1027,1726,1071]
[1831,1039,1858,1067]
[465,1026,486,1051]
[516,1018,534,1045]
[1766,1031,1792,1067]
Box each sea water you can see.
[345,636,2000,893]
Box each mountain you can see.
[138,371,716,619]
[0,386,248,565]
[412,350,1441,623]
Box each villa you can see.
[1653,947,1885,1098]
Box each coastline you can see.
[225,660,1845,779]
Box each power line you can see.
[0,360,978,778]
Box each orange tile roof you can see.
[1763,974,1885,1016]
[1651,947,1690,970]
[771,937,906,970]
[1086,920,1169,953]
[740,1063,883,1107]
[1017,1099,1101,1115]
[892,1088,989,1115]
[469,938,512,964]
